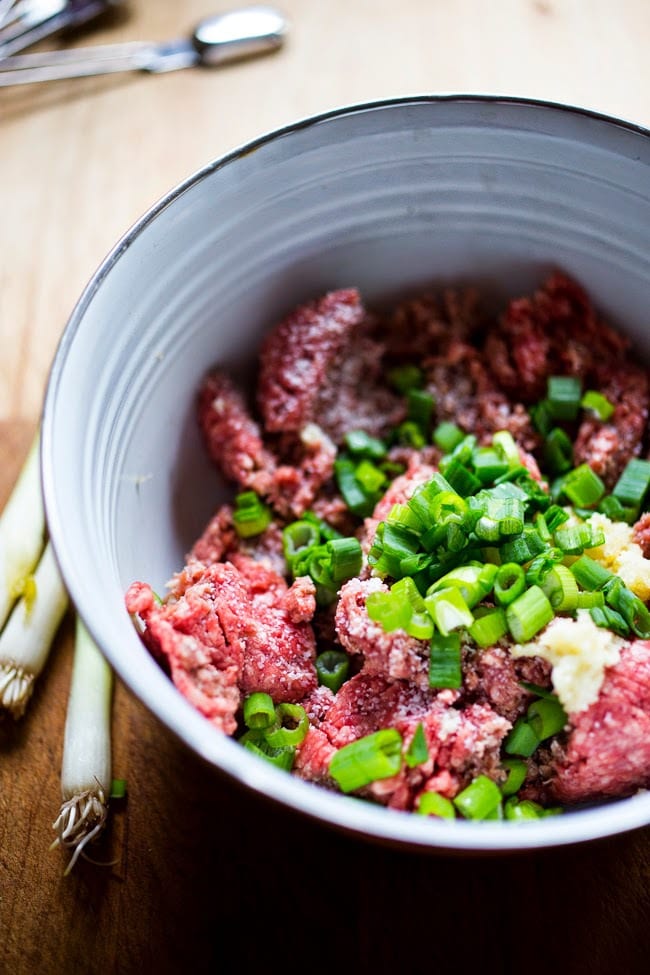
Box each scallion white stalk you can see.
[0,539,69,716]
[0,430,45,628]
[51,616,114,875]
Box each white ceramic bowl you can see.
[42,95,650,852]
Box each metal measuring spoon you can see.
[0,0,124,58]
[0,5,287,85]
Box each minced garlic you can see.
[585,512,650,600]
[511,610,623,715]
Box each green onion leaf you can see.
[504,717,541,757]
[387,364,423,394]
[243,692,276,730]
[405,722,430,768]
[468,607,508,648]
[232,491,272,538]
[494,563,527,607]
[432,422,465,454]
[581,390,615,422]
[407,388,435,429]
[562,464,605,508]
[506,586,554,643]
[543,427,574,476]
[315,650,350,693]
[327,537,363,583]
[612,458,650,512]
[241,735,296,771]
[569,554,613,591]
[504,797,545,820]
[265,703,310,748]
[428,631,462,689]
[416,791,456,819]
[453,775,502,820]
[547,375,582,421]
[344,429,387,460]
[329,729,403,793]
[500,758,527,797]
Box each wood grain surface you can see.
[1,2,650,972]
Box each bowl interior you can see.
[42,96,650,851]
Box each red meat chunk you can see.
[335,577,430,688]
[293,673,510,808]
[633,512,650,559]
[257,288,404,441]
[546,641,650,803]
[125,557,318,733]
[485,272,630,403]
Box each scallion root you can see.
[53,617,114,875]
[0,661,34,718]
[51,784,109,876]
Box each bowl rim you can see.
[42,92,650,853]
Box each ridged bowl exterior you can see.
[42,96,650,852]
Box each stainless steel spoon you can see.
[0,0,125,58]
[0,4,287,83]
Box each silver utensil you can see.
[0,5,287,84]
[0,0,124,58]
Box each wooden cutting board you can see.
[0,422,649,974]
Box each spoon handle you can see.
[0,5,287,85]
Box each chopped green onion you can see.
[545,505,570,532]
[612,458,650,511]
[428,631,462,689]
[605,582,650,638]
[581,390,615,421]
[504,797,546,821]
[432,422,465,453]
[492,430,521,469]
[439,457,481,497]
[232,491,272,538]
[499,528,546,565]
[504,717,541,757]
[543,427,574,475]
[265,703,309,747]
[416,792,456,819]
[506,586,554,643]
[472,448,509,484]
[334,457,378,517]
[354,459,387,496]
[344,429,387,460]
[366,590,412,632]
[241,735,296,771]
[530,398,554,437]
[283,520,320,567]
[109,779,127,800]
[327,537,363,583]
[243,692,276,729]
[316,650,350,693]
[527,696,567,740]
[500,758,528,797]
[407,388,435,429]
[405,722,430,768]
[395,421,426,449]
[468,607,508,648]
[424,588,473,636]
[597,494,635,524]
[329,728,403,793]
[539,564,578,612]
[590,605,629,638]
[576,590,605,609]
[453,775,502,820]
[569,554,613,591]
[387,364,423,393]
[427,563,497,609]
[562,464,605,508]
[494,563,526,607]
[547,375,582,421]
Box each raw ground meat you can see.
[127,271,650,815]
